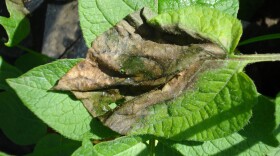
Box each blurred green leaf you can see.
[0,56,22,91]
[15,52,53,73]
[0,151,10,156]
[0,0,30,46]
[155,141,182,156]
[0,91,47,145]
[28,134,81,156]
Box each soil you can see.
[0,0,280,155]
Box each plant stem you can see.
[230,54,280,63]
[149,139,156,156]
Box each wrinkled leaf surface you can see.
[72,136,148,156]
[56,8,256,141]
[78,0,239,47]
[163,95,280,155]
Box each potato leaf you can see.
[148,6,242,54]
[0,152,9,156]
[55,8,225,119]
[15,52,54,73]
[7,59,117,141]
[72,136,148,156]
[0,91,47,145]
[78,0,239,47]
[158,0,239,16]
[28,134,81,156]
[0,56,22,91]
[161,95,280,155]
[155,141,182,156]
[0,0,30,46]
[54,8,256,141]
[107,60,257,141]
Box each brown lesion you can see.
[99,60,204,134]
[53,7,226,134]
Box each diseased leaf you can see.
[162,95,280,156]
[55,8,257,141]
[7,59,117,141]
[28,134,81,156]
[73,136,149,156]
[0,57,22,91]
[108,60,257,141]
[79,0,239,47]
[72,90,124,117]
[148,6,242,54]
[0,0,30,46]
[56,9,225,91]
[0,91,47,145]
[55,9,227,125]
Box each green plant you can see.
[1,0,280,155]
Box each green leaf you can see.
[15,52,54,73]
[72,138,94,156]
[148,5,242,54]
[28,134,81,156]
[78,0,155,47]
[128,60,257,141]
[7,59,117,141]
[155,141,182,156]
[0,56,22,91]
[73,136,149,156]
[78,0,239,47]
[162,95,280,156]
[0,91,47,145]
[0,151,10,156]
[276,93,280,131]
[0,0,30,46]
[158,0,239,16]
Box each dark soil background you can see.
[0,0,280,155]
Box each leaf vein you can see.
[96,0,114,26]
